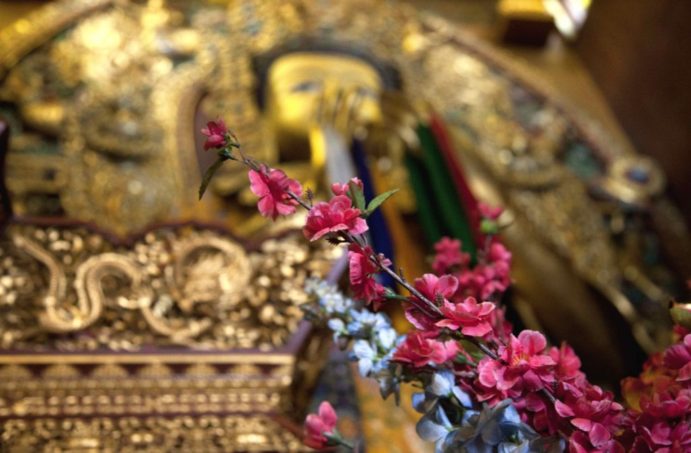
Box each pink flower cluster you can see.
[558,384,625,453]
[250,172,382,310]
[432,237,511,302]
[471,329,627,452]
[402,273,496,339]
[432,237,470,274]
[393,331,459,368]
[249,169,370,240]
[476,331,556,402]
[621,333,691,452]
[394,330,625,451]
[427,235,630,451]
[205,136,689,453]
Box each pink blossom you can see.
[413,274,458,304]
[393,331,459,368]
[621,331,691,452]
[640,387,691,420]
[432,237,470,274]
[476,330,556,401]
[248,166,303,220]
[331,177,363,196]
[634,420,691,453]
[664,334,691,382]
[431,237,512,302]
[488,242,512,265]
[478,202,503,220]
[303,401,338,450]
[201,119,228,150]
[402,274,459,334]
[556,382,625,452]
[404,303,441,333]
[303,195,368,241]
[489,307,513,342]
[348,244,390,308]
[455,243,511,301]
[518,392,559,436]
[568,431,624,453]
[436,296,495,337]
[550,343,584,382]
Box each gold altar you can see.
[0,0,689,451]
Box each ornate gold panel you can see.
[0,221,336,451]
[0,223,337,350]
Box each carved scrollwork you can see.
[0,223,336,350]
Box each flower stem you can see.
[325,433,355,450]
[287,189,312,210]
[378,263,442,316]
[234,156,443,318]
[336,438,354,450]
[451,331,500,361]
[467,338,500,361]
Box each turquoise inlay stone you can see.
[563,142,602,180]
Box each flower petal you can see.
[318,401,338,429]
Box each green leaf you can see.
[453,354,472,366]
[364,189,398,216]
[198,157,226,200]
[384,292,409,301]
[480,218,499,235]
[670,303,691,329]
[349,180,366,211]
[219,148,236,160]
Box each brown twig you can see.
[378,263,442,316]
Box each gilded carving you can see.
[0,415,305,452]
[0,224,338,350]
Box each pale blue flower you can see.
[305,278,354,316]
[377,327,397,349]
[347,310,390,336]
[327,318,345,333]
[447,400,541,453]
[352,340,377,376]
[416,402,459,453]
[374,364,401,403]
[413,370,472,415]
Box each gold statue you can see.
[0,0,690,450]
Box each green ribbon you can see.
[405,124,477,261]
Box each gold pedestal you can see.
[0,221,336,451]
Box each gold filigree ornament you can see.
[0,222,336,350]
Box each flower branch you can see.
[198,121,690,453]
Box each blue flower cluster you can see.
[413,371,563,453]
[304,279,403,401]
